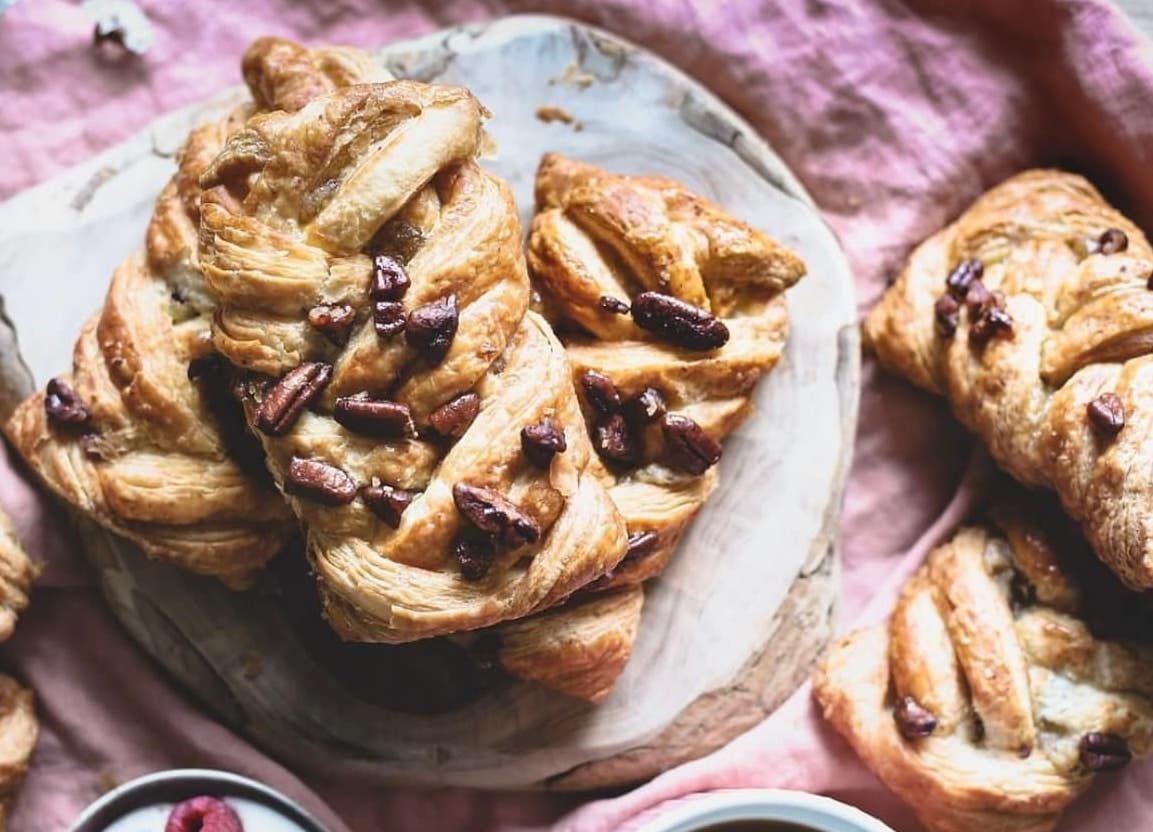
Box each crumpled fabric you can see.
[2,1,1153,830]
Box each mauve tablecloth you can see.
[4,1,1153,830]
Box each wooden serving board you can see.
[0,16,858,789]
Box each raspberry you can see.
[165,796,244,832]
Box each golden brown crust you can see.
[814,507,1153,832]
[865,170,1153,587]
[0,676,36,829]
[199,84,629,645]
[3,39,387,587]
[0,509,35,645]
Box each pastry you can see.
[0,509,38,828]
[198,83,630,650]
[4,38,387,588]
[814,498,1153,832]
[524,153,804,613]
[865,170,1153,588]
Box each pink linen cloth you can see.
[3,1,1153,830]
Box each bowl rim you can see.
[67,768,328,832]
[632,788,895,832]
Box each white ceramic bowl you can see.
[633,789,894,832]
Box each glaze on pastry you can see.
[814,502,1153,832]
[198,83,629,652]
[865,170,1153,588]
[4,38,386,587]
[523,154,805,660]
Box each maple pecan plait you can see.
[4,38,388,588]
[866,170,1153,589]
[814,496,1153,832]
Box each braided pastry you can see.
[198,83,629,648]
[815,499,1153,832]
[4,38,386,588]
[866,170,1153,588]
[525,153,804,593]
[0,508,38,829]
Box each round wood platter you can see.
[0,16,858,789]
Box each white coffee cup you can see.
[633,788,895,832]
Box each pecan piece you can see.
[428,393,480,439]
[963,279,990,315]
[307,303,356,346]
[579,370,622,415]
[44,378,92,430]
[452,483,540,549]
[625,387,668,425]
[894,695,937,740]
[624,530,659,563]
[407,294,458,363]
[371,219,424,264]
[1079,732,1131,772]
[360,478,415,528]
[454,535,497,581]
[945,258,983,299]
[661,413,722,474]
[1087,392,1125,437]
[631,292,729,350]
[371,254,411,301]
[968,290,1013,346]
[373,301,407,338]
[333,394,414,438]
[254,362,332,436]
[934,294,960,338]
[1097,228,1129,255]
[594,413,641,466]
[521,417,567,468]
[284,456,357,505]
[598,295,630,315]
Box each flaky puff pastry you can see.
[815,503,1153,832]
[4,38,387,588]
[198,83,629,656]
[865,170,1153,589]
[0,509,39,828]
[516,155,804,695]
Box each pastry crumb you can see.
[536,106,583,131]
[550,61,595,88]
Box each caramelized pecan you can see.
[44,378,91,430]
[945,258,983,299]
[1079,732,1131,771]
[969,290,1013,346]
[308,303,356,346]
[661,413,721,474]
[454,535,497,581]
[254,362,332,436]
[631,292,729,350]
[428,393,480,439]
[333,394,414,438]
[598,295,630,315]
[372,254,411,301]
[521,417,567,468]
[626,387,667,424]
[284,456,357,505]
[360,478,415,528]
[407,294,458,363]
[1097,228,1129,255]
[373,301,407,338]
[1087,392,1125,437]
[894,695,937,740]
[452,483,540,549]
[594,413,641,466]
[580,370,622,415]
[934,294,960,338]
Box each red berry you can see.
[165,796,244,832]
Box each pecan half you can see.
[594,413,641,466]
[372,254,411,301]
[407,294,458,363]
[371,219,424,264]
[934,294,960,337]
[333,394,414,438]
[454,535,497,581]
[1097,228,1129,255]
[626,386,667,424]
[452,483,540,549]
[1087,392,1125,437]
[894,695,937,740]
[284,456,357,505]
[579,370,622,415]
[521,417,567,468]
[308,303,356,346]
[963,279,990,315]
[428,393,480,439]
[945,258,983,299]
[254,362,332,436]
[44,378,92,430]
[661,413,722,474]
[598,295,630,315]
[969,290,1013,346]
[631,292,729,350]
[1079,731,1131,771]
[373,301,407,338]
[360,478,415,528]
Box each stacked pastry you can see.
[5,37,805,703]
[817,171,1153,829]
